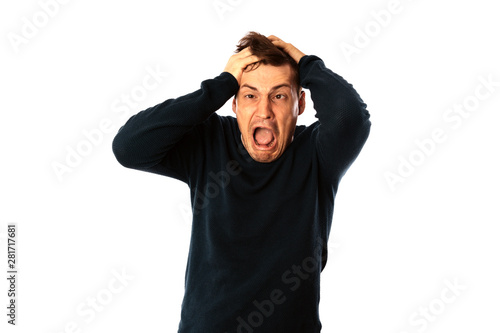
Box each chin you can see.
[249,152,279,163]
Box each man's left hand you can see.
[267,35,306,64]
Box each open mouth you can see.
[253,127,276,149]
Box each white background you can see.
[1,0,499,332]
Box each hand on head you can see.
[267,35,306,64]
[223,47,261,85]
[224,34,305,85]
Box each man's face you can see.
[232,63,305,163]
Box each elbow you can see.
[347,95,371,134]
[333,101,371,145]
[351,104,371,144]
[334,97,371,132]
[359,105,371,136]
[111,131,162,170]
[112,132,137,169]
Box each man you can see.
[112,32,371,332]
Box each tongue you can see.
[254,128,273,145]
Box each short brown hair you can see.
[235,31,300,91]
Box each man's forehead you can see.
[240,63,294,90]
[240,83,292,92]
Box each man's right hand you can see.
[223,47,260,86]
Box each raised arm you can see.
[300,56,371,180]
[270,35,371,181]
[112,48,261,179]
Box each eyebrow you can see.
[240,83,292,92]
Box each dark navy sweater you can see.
[112,55,371,332]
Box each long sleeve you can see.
[299,55,371,181]
[112,71,239,181]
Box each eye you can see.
[245,94,255,99]
[274,94,286,100]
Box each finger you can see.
[242,55,261,66]
[268,35,288,47]
[246,54,260,62]
[237,46,254,56]
[236,48,259,63]
[271,41,288,51]
[269,37,287,47]
[230,49,253,62]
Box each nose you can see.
[255,97,273,119]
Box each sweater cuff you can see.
[220,71,240,94]
[298,55,322,85]
[298,55,321,68]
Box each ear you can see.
[232,96,237,115]
[298,90,306,116]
